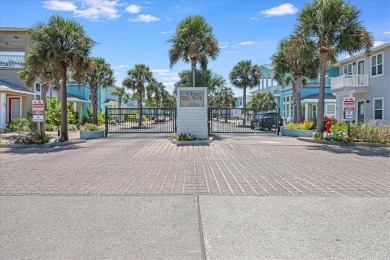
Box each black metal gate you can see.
[209,107,281,134]
[105,107,176,134]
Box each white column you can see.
[0,93,6,128]
[305,103,309,120]
[19,96,23,118]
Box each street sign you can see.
[32,100,44,115]
[33,115,44,122]
[345,111,353,121]
[343,97,355,111]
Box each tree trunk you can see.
[191,57,196,88]
[243,86,247,127]
[293,76,303,123]
[91,85,98,125]
[316,50,328,132]
[60,67,68,141]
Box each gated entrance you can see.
[105,107,176,134]
[209,107,281,134]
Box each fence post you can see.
[105,106,108,137]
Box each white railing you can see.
[331,74,369,90]
[0,55,25,68]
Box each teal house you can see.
[66,82,106,122]
[279,66,339,123]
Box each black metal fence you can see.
[209,107,280,134]
[105,107,176,134]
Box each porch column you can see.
[305,103,309,120]
[0,93,6,128]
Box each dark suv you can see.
[250,112,284,130]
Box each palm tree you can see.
[297,0,373,132]
[122,64,153,127]
[174,69,225,94]
[112,86,131,108]
[272,34,319,123]
[29,15,95,141]
[211,86,235,108]
[160,89,176,108]
[229,60,262,126]
[84,57,115,125]
[168,15,220,87]
[147,80,165,108]
[248,93,277,114]
[18,51,59,136]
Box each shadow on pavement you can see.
[1,145,82,155]
[306,144,390,158]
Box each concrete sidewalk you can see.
[1,195,389,259]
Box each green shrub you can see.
[285,120,314,130]
[7,118,28,131]
[68,124,78,131]
[178,133,198,141]
[124,111,148,122]
[80,123,100,131]
[45,98,78,126]
[83,107,105,125]
[14,132,52,144]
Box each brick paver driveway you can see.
[1,134,389,197]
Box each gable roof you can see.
[302,93,336,100]
[0,79,34,95]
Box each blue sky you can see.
[1,0,389,96]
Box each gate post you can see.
[105,106,108,137]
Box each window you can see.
[373,98,384,120]
[35,83,41,92]
[35,95,41,100]
[371,53,383,76]
[326,104,336,117]
[343,63,352,75]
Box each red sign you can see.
[32,100,44,115]
[343,97,355,111]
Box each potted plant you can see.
[79,123,105,139]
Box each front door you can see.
[357,101,365,124]
[8,98,21,122]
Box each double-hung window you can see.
[373,98,384,120]
[35,83,41,100]
[371,53,383,77]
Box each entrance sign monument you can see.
[177,87,208,139]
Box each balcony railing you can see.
[331,74,369,90]
[0,55,25,68]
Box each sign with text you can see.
[33,115,44,122]
[32,100,44,115]
[179,90,205,107]
[343,97,355,111]
[345,111,353,120]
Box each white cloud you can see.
[125,4,141,14]
[43,0,77,11]
[239,41,255,46]
[43,0,121,20]
[220,44,228,49]
[384,32,390,36]
[373,41,386,47]
[130,14,160,23]
[160,31,173,34]
[114,64,131,69]
[259,3,298,17]
[250,17,259,21]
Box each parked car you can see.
[250,112,284,130]
[155,116,167,123]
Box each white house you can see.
[331,43,390,123]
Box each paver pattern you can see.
[1,134,389,197]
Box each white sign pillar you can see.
[176,87,208,139]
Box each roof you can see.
[103,99,118,104]
[261,64,274,71]
[0,79,34,95]
[338,42,390,64]
[67,93,88,103]
[302,93,336,100]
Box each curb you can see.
[0,140,86,149]
[297,137,390,147]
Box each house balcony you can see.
[0,55,25,68]
[331,74,369,94]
